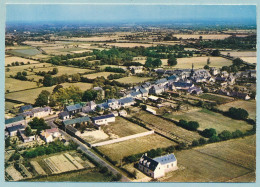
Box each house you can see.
[40,128,60,143]
[155,78,168,87]
[119,110,127,117]
[139,88,149,97]
[111,111,119,117]
[107,99,119,110]
[97,102,109,110]
[63,116,91,127]
[17,129,36,143]
[65,103,83,117]
[188,87,203,95]
[31,106,52,118]
[148,95,159,102]
[91,114,115,126]
[19,105,33,113]
[6,125,25,136]
[149,85,164,95]
[118,97,135,107]
[231,92,251,100]
[167,75,179,82]
[58,111,70,120]
[173,82,194,90]
[146,107,156,115]
[138,153,177,178]
[210,67,219,76]
[5,115,26,129]
[130,91,142,98]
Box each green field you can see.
[5,101,17,112]
[33,66,93,76]
[97,134,176,162]
[28,169,113,182]
[168,108,252,133]
[83,72,117,79]
[117,76,151,84]
[218,100,256,120]
[133,110,202,143]
[102,117,148,138]
[61,82,93,91]
[199,93,234,104]
[5,78,37,92]
[5,86,56,104]
[8,48,41,57]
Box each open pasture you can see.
[5,78,37,92]
[33,66,93,76]
[240,57,257,64]
[133,111,202,143]
[116,76,150,84]
[5,101,17,112]
[8,48,41,57]
[5,56,40,66]
[105,42,154,48]
[172,34,231,40]
[5,86,56,104]
[220,51,256,57]
[83,72,117,79]
[198,93,234,104]
[97,134,176,162]
[61,82,93,91]
[66,35,120,42]
[218,100,256,119]
[160,148,252,182]
[169,108,252,133]
[162,56,232,69]
[102,117,148,138]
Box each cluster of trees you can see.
[227,107,249,120]
[201,128,217,138]
[200,35,256,50]
[105,67,126,73]
[82,89,98,102]
[35,90,50,107]
[107,73,126,80]
[144,57,162,68]
[13,71,28,81]
[178,119,199,131]
[221,58,251,73]
[42,73,79,87]
[123,145,175,164]
[123,62,143,66]
[36,68,58,76]
[47,52,92,65]
[7,61,30,67]
[23,140,78,158]
[28,117,50,134]
[167,56,177,66]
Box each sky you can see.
[6,5,256,24]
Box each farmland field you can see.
[117,76,151,84]
[5,56,40,66]
[97,134,176,162]
[218,100,256,119]
[102,117,148,138]
[172,34,231,40]
[106,42,154,48]
[199,93,234,104]
[168,108,252,133]
[8,48,41,57]
[33,66,93,76]
[5,78,37,92]
[220,51,256,57]
[240,57,257,64]
[5,86,56,104]
[133,110,203,143]
[83,72,117,79]
[29,169,113,182]
[162,57,232,69]
[61,82,93,90]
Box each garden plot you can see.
[30,161,47,175]
[6,166,23,181]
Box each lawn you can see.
[102,117,148,138]
[162,56,232,69]
[133,110,202,143]
[218,100,256,120]
[97,134,176,162]
[5,78,37,92]
[117,76,151,84]
[168,108,252,133]
[199,93,234,104]
[83,72,117,79]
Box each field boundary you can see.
[91,130,154,147]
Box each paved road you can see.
[51,121,131,182]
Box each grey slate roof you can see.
[153,154,177,165]
[63,116,91,126]
[97,102,109,109]
[59,111,69,118]
[130,91,142,97]
[139,155,159,171]
[66,104,82,112]
[155,78,167,84]
[92,114,115,121]
[107,99,117,103]
[118,97,134,105]
[5,115,24,125]
[173,82,193,88]
[6,125,25,132]
[19,105,33,113]
[139,88,148,94]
